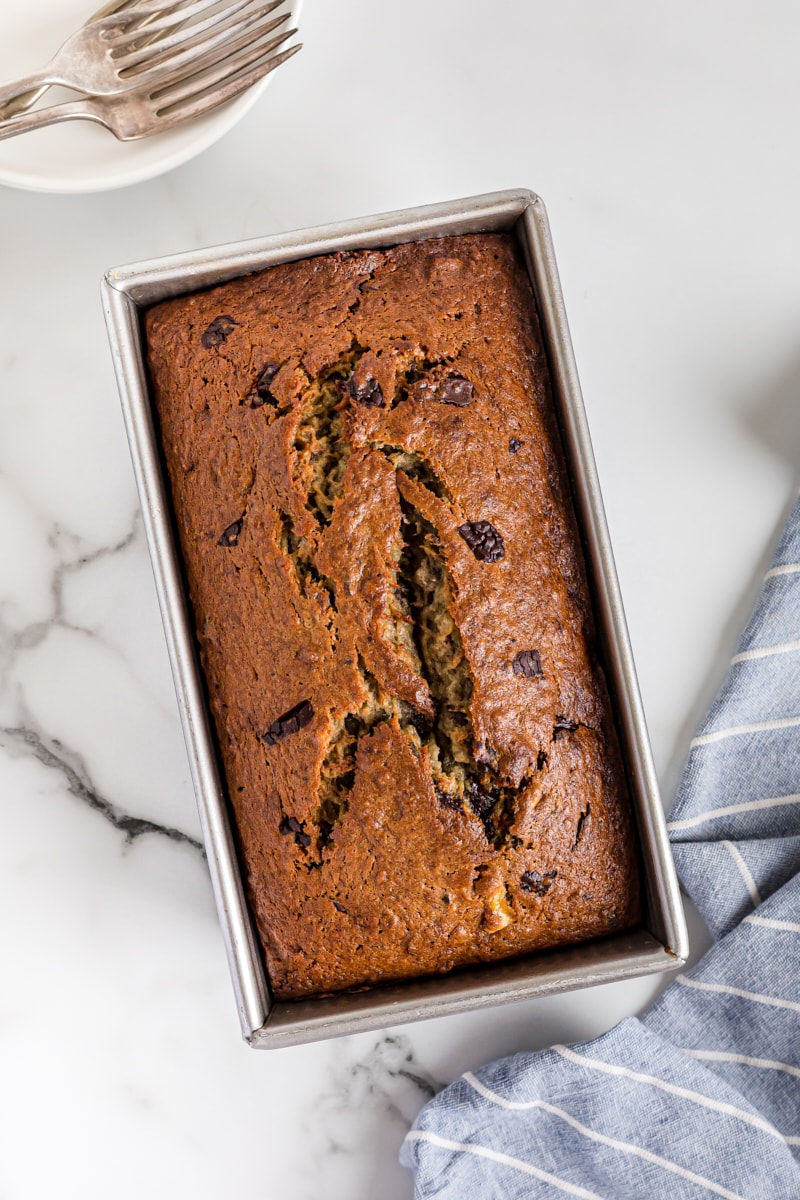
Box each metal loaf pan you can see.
[102,190,688,1049]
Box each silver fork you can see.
[0,0,176,120]
[0,0,288,110]
[0,29,300,142]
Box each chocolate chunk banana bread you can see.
[145,232,640,1000]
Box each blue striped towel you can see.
[401,493,800,1199]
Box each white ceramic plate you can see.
[0,0,301,194]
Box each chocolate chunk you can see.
[520,869,557,895]
[513,650,543,679]
[406,710,433,741]
[436,375,473,406]
[458,519,505,562]
[278,814,311,848]
[347,375,384,408]
[574,807,590,848]
[262,699,314,746]
[436,788,463,811]
[279,815,304,835]
[333,900,349,914]
[394,585,411,604]
[508,437,523,454]
[553,717,579,740]
[450,711,469,726]
[468,780,498,840]
[467,781,494,819]
[201,315,239,348]
[250,361,281,407]
[217,519,243,546]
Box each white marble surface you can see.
[2,2,800,1196]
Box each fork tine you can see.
[107,0,192,49]
[114,0,252,61]
[97,0,167,14]
[103,0,184,17]
[117,0,285,69]
[122,16,292,99]
[153,28,295,109]
[100,0,149,13]
[124,11,290,84]
[104,0,234,31]
[156,42,301,122]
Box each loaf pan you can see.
[102,189,688,1048]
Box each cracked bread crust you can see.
[145,233,641,1000]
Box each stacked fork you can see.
[0,0,301,142]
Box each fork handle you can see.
[0,83,52,122]
[0,97,103,143]
[0,70,61,112]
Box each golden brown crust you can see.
[145,233,640,1000]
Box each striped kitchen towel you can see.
[401,492,800,1199]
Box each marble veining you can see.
[0,506,204,851]
[0,722,204,850]
[297,1034,444,1200]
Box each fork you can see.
[0,0,289,110]
[0,29,300,142]
[0,0,173,120]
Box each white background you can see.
[2,2,800,1196]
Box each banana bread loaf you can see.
[145,232,640,1000]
